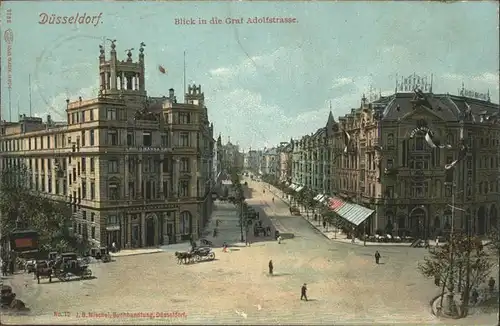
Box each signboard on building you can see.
[9,229,39,253]
[409,126,430,138]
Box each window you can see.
[387,133,394,148]
[143,132,152,146]
[82,210,87,220]
[81,158,86,173]
[387,159,394,169]
[445,184,452,197]
[180,158,190,172]
[385,186,394,198]
[108,160,118,173]
[180,211,192,235]
[415,135,425,151]
[107,130,118,146]
[179,112,191,124]
[127,132,134,146]
[107,108,117,120]
[128,182,135,198]
[179,180,189,197]
[161,133,168,147]
[106,215,118,225]
[163,181,168,198]
[162,158,169,173]
[108,182,120,200]
[82,179,87,199]
[89,130,95,146]
[145,181,152,199]
[90,181,95,200]
[89,109,94,121]
[91,213,95,222]
[412,182,428,198]
[90,158,95,172]
[81,131,86,147]
[91,226,95,239]
[80,111,86,123]
[180,132,189,147]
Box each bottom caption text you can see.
[54,312,187,319]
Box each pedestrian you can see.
[322,220,327,229]
[268,259,273,275]
[213,228,217,237]
[9,258,14,274]
[301,283,308,301]
[222,242,228,253]
[1,262,7,277]
[277,235,282,244]
[112,242,117,253]
[374,250,381,264]
[435,238,439,247]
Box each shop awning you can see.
[289,184,297,190]
[314,194,324,201]
[327,196,374,226]
[319,195,328,203]
[295,186,304,192]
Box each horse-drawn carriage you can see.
[53,259,92,282]
[175,246,215,264]
[90,247,111,262]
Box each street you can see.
[1,180,497,325]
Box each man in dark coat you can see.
[301,283,308,301]
[374,251,381,264]
[268,259,273,275]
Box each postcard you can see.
[0,1,498,325]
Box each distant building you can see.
[260,148,278,176]
[219,139,243,173]
[0,41,216,249]
[277,141,293,182]
[244,150,262,173]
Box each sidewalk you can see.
[110,248,165,257]
[265,183,423,247]
[200,200,247,248]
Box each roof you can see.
[381,92,499,122]
[327,196,374,226]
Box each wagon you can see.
[53,259,92,281]
[191,247,215,262]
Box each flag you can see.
[343,130,351,153]
[425,131,451,149]
[158,65,167,74]
[445,143,468,170]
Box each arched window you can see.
[108,179,120,200]
[387,133,394,147]
[443,210,452,229]
[446,133,454,146]
[180,211,192,235]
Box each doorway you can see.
[167,223,174,244]
[146,218,156,247]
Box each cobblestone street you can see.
[2,181,497,325]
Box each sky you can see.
[1,1,498,150]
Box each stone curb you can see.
[110,250,165,258]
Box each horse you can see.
[175,252,193,264]
[35,266,53,284]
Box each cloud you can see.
[208,47,295,80]
[34,82,100,120]
[440,72,499,101]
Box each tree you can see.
[418,231,494,316]
[0,165,77,255]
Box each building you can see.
[260,148,278,176]
[0,41,216,249]
[244,149,262,174]
[288,74,499,238]
[276,142,293,182]
[219,139,243,173]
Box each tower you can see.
[98,40,147,100]
[185,84,204,107]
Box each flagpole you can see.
[183,51,186,99]
[29,74,32,116]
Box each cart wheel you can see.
[208,252,215,260]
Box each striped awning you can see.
[295,186,304,192]
[327,196,374,226]
[314,194,325,201]
[319,195,327,203]
[289,184,297,190]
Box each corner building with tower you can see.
[0,41,216,249]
